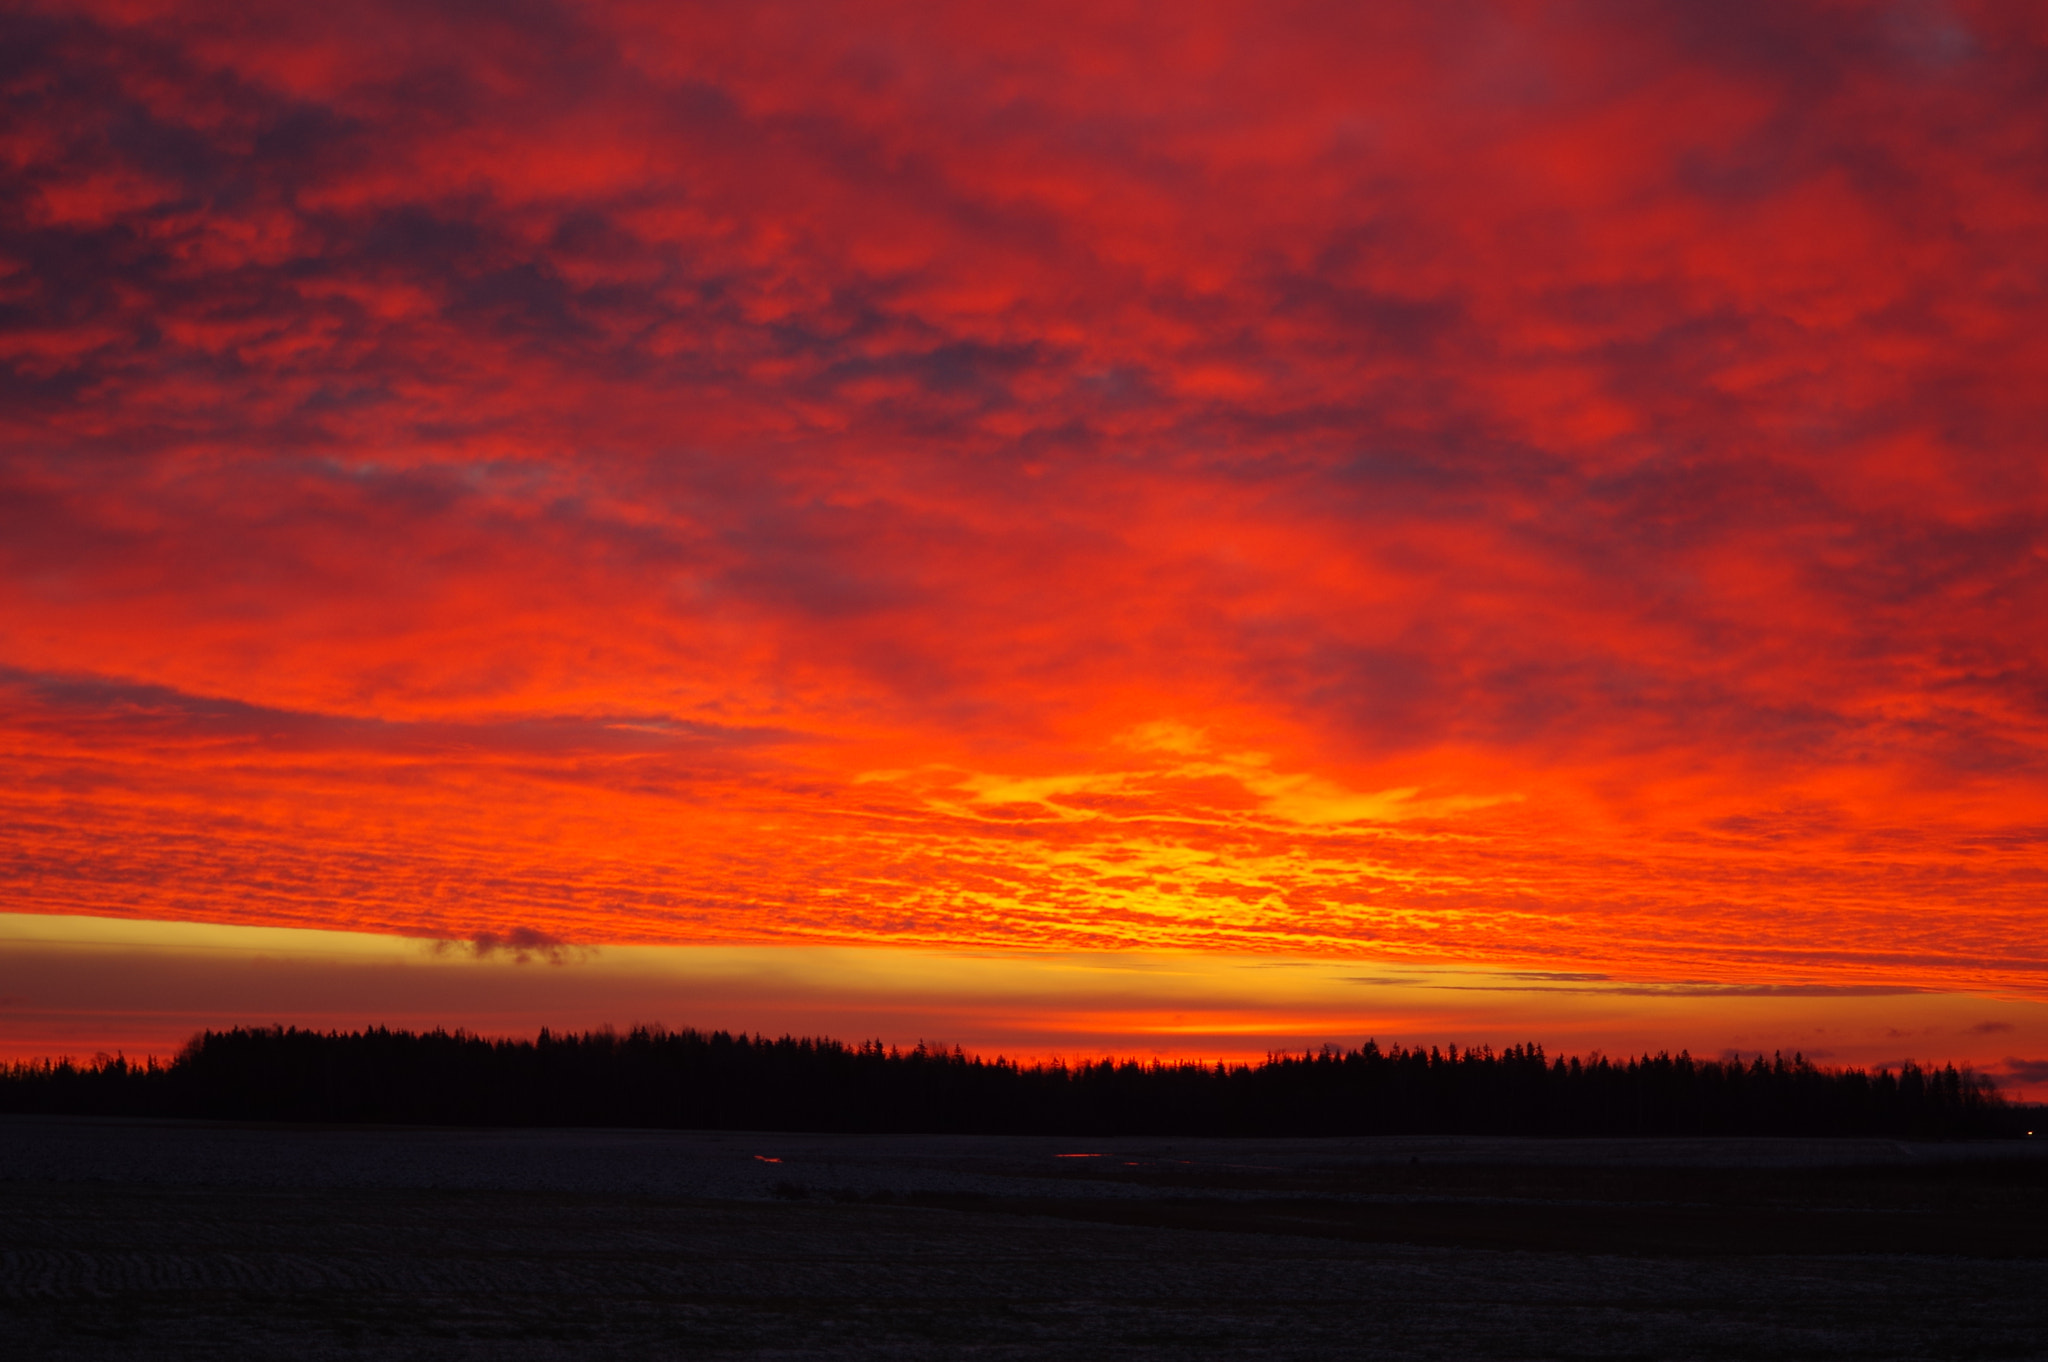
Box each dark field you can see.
[4,1117,2046,1360]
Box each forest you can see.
[1,1026,2030,1138]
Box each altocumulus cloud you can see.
[0,0,2043,995]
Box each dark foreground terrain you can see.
[4,1117,2046,1360]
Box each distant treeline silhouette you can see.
[1,1026,2031,1137]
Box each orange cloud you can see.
[0,1,2044,1023]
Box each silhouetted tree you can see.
[1,1029,2031,1138]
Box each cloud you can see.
[0,0,2043,996]
[458,927,586,967]
[1434,978,1932,998]
[1998,1058,2048,1085]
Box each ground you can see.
[4,1118,2046,1359]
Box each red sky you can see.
[3,1,2045,1085]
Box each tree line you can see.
[0,1025,2030,1137]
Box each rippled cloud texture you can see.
[3,1,2045,998]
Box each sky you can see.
[3,1,2045,1091]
